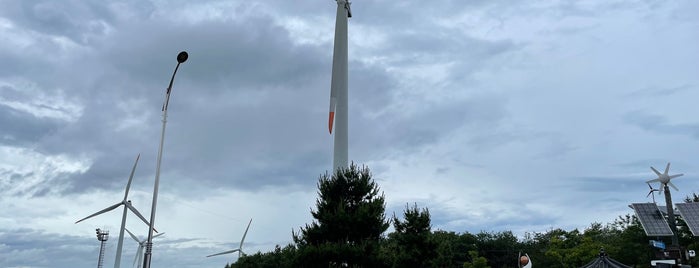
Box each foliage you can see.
[386,203,437,267]
[463,250,491,268]
[220,170,699,268]
[232,244,297,268]
[293,164,389,267]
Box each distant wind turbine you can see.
[207,218,253,261]
[328,0,352,172]
[646,162,684,193]
[75,154,154,268]
[125,228,164,268]
[646,183,660,202]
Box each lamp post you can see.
[96,228,109,268]
[142,51,188,268]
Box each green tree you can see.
[388,203,437,267]
[475,231,519,267]
[463,250,491,268]
[232,244,297,268]
[293,164,389,267]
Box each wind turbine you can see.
[646,162,684,192]
[328,0,352,172]
[207,218,253,261]
[125,228,164,268]
[645,162,684,247]
[646,183,660,203]
[75,154,154,268]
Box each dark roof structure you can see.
[580,249,632,268]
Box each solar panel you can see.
[631,203,674,236]
[675,203,699,236]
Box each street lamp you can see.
[142,51,188,268]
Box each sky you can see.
[0,0,698,267]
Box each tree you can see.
[231,244,297,268]
[293,164,389,267]
[463,250,491,268]
[388,203,437,267]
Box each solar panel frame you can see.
[675,203,699,236]
[631,203,674,237]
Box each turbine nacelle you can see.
[646,162,684,192]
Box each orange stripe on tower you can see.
[328,112,335,134]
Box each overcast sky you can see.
[1,0,698,267]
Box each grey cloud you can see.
[0,228,95,267]
[0,105,61,146]
[623,84,693,99]
[351,93,510,159]
[0,0,150,45]
[0,227,240,268]
[566,176,642,194]
[624,111,699,139]
[4,0,521,196]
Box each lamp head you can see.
[177,51,188,63]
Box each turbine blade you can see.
[123,154,141,200]
[668,181,679,191]
[126,203,158,233]
[665,162,671,175]
[75,202,122,223]
[240,218,252,249]
[670,173,684,179]
[651,166,662,176]
[328,98,336,134]
[125,228,140,242]
[153,232,165,239]
[206,249,240,258]
[646,179,661,184]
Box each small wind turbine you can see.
[646,183,660,202]
[125,228,164,268]
[646,162,684,192]
[75,154,154,268]
[207,218,253,261]
[645,162,684,247]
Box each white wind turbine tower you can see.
[207,218,253,261]
[328,0,352,172]
[646,162,684,247]
[75,154,154,268]
[125,228,164,268]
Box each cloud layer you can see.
[1,0,698,267]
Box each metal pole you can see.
[664,184,679,247]
[143,51,188,268]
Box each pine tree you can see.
[294,164,389,267]
[390,203,437,267]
